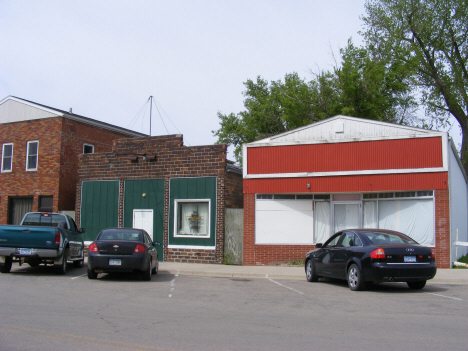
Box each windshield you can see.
[362,231,418,245]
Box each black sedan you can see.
[87,228,159,281]
[305,229,437,291]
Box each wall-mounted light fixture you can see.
[142,193,146,198]
[307,183,310,189]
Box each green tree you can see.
[214,42,417,164]
[362,0,468,172]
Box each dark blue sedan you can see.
[87,228,159,281]
[305,229,437,291]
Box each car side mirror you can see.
[315,243,323,248]
[78,228,86,234]
[153,241,161,246]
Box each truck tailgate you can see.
[0,226,58,249]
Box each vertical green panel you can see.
[81,181,119,241]
[169,177,216,247]
[123,179,165,260]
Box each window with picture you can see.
[26,141,39,171]
[1,143,13,172]
[175,200,210,237]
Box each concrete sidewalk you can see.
[158,261,468,283]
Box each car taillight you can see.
[134,244,146,253]
[89,243,98,252]
[431,247,435,259]
[55,230,61,245]
[370,248,386,259]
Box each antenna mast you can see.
[149,95,153,136]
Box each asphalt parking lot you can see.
[1,262,468,351]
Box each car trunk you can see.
[380,244,433,264]
[95,241,137,255]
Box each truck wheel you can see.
[55,250,68,275]
[0,257,12,273]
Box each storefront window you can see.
[175,200,210,237]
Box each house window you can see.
[26,141,39,171]
[83,143,94,154]
[39,196,53,212]
[174,200,210,237]
[1,143,13,172]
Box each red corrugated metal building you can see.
[243,116,468,268]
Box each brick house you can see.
[76,135,243,263]
[0,96,144,224]
[243,116,468,268]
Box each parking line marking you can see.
[425,293,462,301]
[71,273,87,280]
[268,278,304,295]
[168,272,179,298]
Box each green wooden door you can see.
[123,179,165,260]
[80,181,119,242]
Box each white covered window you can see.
[255,195,314,244]
[363,192,435,246]
[26,141,38,171]
[1,143,13,172]
[175,200,210,237]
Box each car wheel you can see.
[0,257,12,273]
[305,259,318,282]
[73,251,84,268]
[55,249,68,275]
[87,267,98,279]
[407,280,426,289]
[142,259,152,281]
[347,263,366,291]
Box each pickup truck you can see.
[0,212,85,274]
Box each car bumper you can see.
[0,247,62,259]
[363,262,437,283]
[88,253,148,273]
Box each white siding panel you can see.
[0,99,60,124]
[256,199,313,244]
[448,142,468,262]
[269,116,439,143]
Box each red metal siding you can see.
[244,172,448,194]
[247,137,443,175]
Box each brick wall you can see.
[59,118,135,211]
[0,118,63,222]
[76,135,242,264]
[225,170,243,208]
[435,189,450,268]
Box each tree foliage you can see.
[362,0,468,171]
[213,41,417,164]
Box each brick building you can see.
[243,116,468,268]
[76,135,243,264]
[0,96,144,224]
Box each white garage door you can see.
[255,198,313,244]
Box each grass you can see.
[454,254,468,269]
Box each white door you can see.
[133,209,154,240]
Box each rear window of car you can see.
[363,232,418,245]
[98,230,142,241]
[22,213,65,227]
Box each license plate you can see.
[404,256,416,263]
[109,259,121,266]
[19,248,32,255]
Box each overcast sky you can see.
[1,1,461,159]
